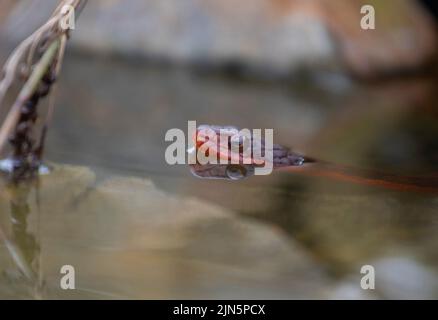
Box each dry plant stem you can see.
[0,0,87,161]
[0,0,86,112]
[35,34,67,158]
[0,17,58,111]
[47,34,67,125]
[0,40,60,155]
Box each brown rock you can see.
[2,0,437,78]
[315,0,438,77]
[0,0,16,26]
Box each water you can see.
[1,53,438,299]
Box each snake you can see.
[188,125,438,194]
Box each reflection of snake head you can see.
[188,124,307,180]
[190,163,255,180]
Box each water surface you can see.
[1,54,438,299]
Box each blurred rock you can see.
[374,256,438,299]
[0,163,96,213]
[62,175,330,298]
[329,255,438,299]
[0,0,15,26]
[0,165,332,299]
[319,0,437,77]
[330,279,376,299]
[2,0,436,78]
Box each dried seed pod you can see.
[42,69,56,85]
[38,82,51,97]
[29,93,40,105]
[16,122,30,135]
[21,101,33,115]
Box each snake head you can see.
[188,125,254,180]
[188,124,307,180]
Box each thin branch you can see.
[0,0,87,112]
[35,34,68,160]
[0,0,87,159]
[0,40,60,155]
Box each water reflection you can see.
[0,177,43,299]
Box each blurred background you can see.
[0,0,438,299]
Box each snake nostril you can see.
[226,165,247,180]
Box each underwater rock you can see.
[0,163,96,213]
[0,163,96,299]
[1,166,332,298]
[63,175,330,298]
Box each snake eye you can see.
[226,165,247,180]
